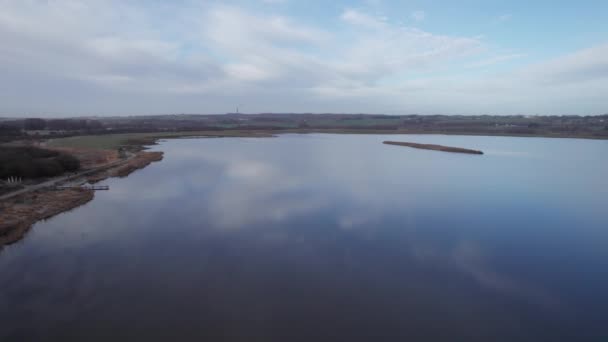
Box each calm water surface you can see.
[1,134,608,341]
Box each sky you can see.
[0,0,607,117]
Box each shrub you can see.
[56,154,80,172]
[33,159,63,177]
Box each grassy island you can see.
[383,141,484,155]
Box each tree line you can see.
[23,118,104,131]
[0,147,80,179]
[0,118,103,131]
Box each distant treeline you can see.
[0,118,103,132]
[2,113,608,142]
[91,113,608,138]
[0,147,80,179]
[0,118,107,142]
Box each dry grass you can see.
[0,188,94,247]
[48,130,275,151]
[87,151,164,183]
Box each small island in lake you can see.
[383,141,484,155]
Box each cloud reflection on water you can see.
[3,134,606,340]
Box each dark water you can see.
[1,134,608,341]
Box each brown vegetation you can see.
[50,147,120,169]
[383,141,484,155]
[87,151,164,183]
[0,151,163,248]
[0,188,94,247]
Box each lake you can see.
[1,134,607,341]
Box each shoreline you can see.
[0,151,164,249]
[0,128,601,249]
[87,151,164,183]
[0,188,94,247]
[278,129,608,140]
[43,130,608,154]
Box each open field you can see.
[47,130,275,150]
[47,133,151,150]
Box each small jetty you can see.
[54,185,110,191]
[383,141,483,155]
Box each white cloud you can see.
[0,1,605,116]
[206,6,328,50]
[328,8,483,95]
[498,14,512,22]
[467,53,527,68]
[341,8,387,29]
[524,44,608,85]
[411,10,426,22]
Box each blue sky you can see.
[0,0,607,116]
